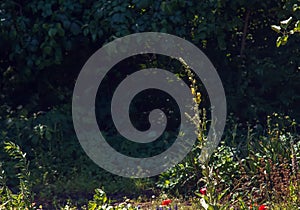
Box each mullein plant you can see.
[178,57,204,143]
[195,162,229,210]
[178,58,229,210]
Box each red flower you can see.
[259,205,267,210]
[199,187,207,195]
[161,199,172,206]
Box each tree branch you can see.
[240,10,251,57]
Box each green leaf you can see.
[281,35,289,45]
[43,46,52,55]
[42,23,49,29]
[88,202,97,210]
[83,28,89,36]
[294,20,300,32]
[45,130,52,140]
[48,28,57,37]
[276,36,282,47]
[293,4,300,12]
[280,17,292,29]
[62,20,71,28]
[56,23,65,36]
[91,33,97,41]
[70,22,81,35]
[208,206,216,210]
[160,1,172,14]
[217,188,229,200]
[271,25,281,33]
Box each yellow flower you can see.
[195,92,201,104]
[191,87,195,95]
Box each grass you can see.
[0,111,299,209]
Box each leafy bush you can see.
[198,114,300,209]
[0,141,33,209]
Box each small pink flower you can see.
[199,187,207,195]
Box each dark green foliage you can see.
[0,106,148,207]
[0,141,33,209]
[0,0,300,207]
[1,0,299,118]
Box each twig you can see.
[240,10,251,57]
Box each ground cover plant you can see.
[0,112,299,209]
